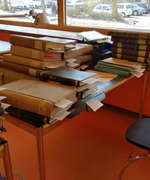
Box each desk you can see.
[3,74,133,180]
[0,138,13,180]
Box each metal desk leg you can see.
[3,143,14,180]
[139,71,150,120]
[36,128,46,180]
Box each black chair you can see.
[126,118,150,152]
[118,118,150,180]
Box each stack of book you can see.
[0,68,107,126]
[110,32,150,64]
[39,67,105,103]
[0,79,78,126]
[1,35,93,78]
[64,43,93,69]
[1,35,76,78]
[77,30,112,67]
[94,58,145,78]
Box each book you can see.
[10,34,76,52]
[110,31,150,40]
[111,37,149,45]
[112,47,149,57]
[0,67,36,84]
[112,53,147,63]
[3,54,66,69]
[5,106,50,127]
[87,69,118,83]
[64,43,93,59]
[0,79,77,117]
[39,67,96,86]
[94,61,132,77]
[0,61,42,77]
[75,90,106,112]
[113,42,148,51]
[102,58,145,70]
[67,55,92,64]
[78,30,110,42]
[11,45,63,61]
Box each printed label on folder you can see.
[86,98,103,112]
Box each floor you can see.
[0,105,149,180]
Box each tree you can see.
[3,0,9,10]
[112,0,119,18]
[111,0,126,21]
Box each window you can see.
[65,0,150,31]
[0,0,58,25]
[0,0,150,32]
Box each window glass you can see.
[0,0,58,25]
[65,0,150,31]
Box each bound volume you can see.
[39,67,96,86]
[3,54,65,69]
[0,61,42,77]
[10,34,76,51]
[5,106,50,127]
[11,45,63,61]
[0,79,77,117]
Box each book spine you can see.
[39,71,77,86]
[112,47,149,58]
[113,42,147,51]
[98,61,134,71]
[5,106,50,127]
[94,65,130,77]
[4,54,48,69]
[10,36,38,49]
[0,61,41,77]
[0,90,53,117]
[112,53,146,63]
[11,45,63,61]
[110,32,150,39]
[111,37,148,45]
[64,45,93,59]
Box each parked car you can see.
[134,2,149,14]
[93,4,112,14]
[117,4,132,17]
[66,0,84,8]
[124,3,145,16]
[10,5,24,11]
[93,4,132,17]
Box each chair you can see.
[126,118,150,151]
[118,118,150,180]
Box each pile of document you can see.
[77,30,112,67]
[94,58,145,78]
[0,68,108,126]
